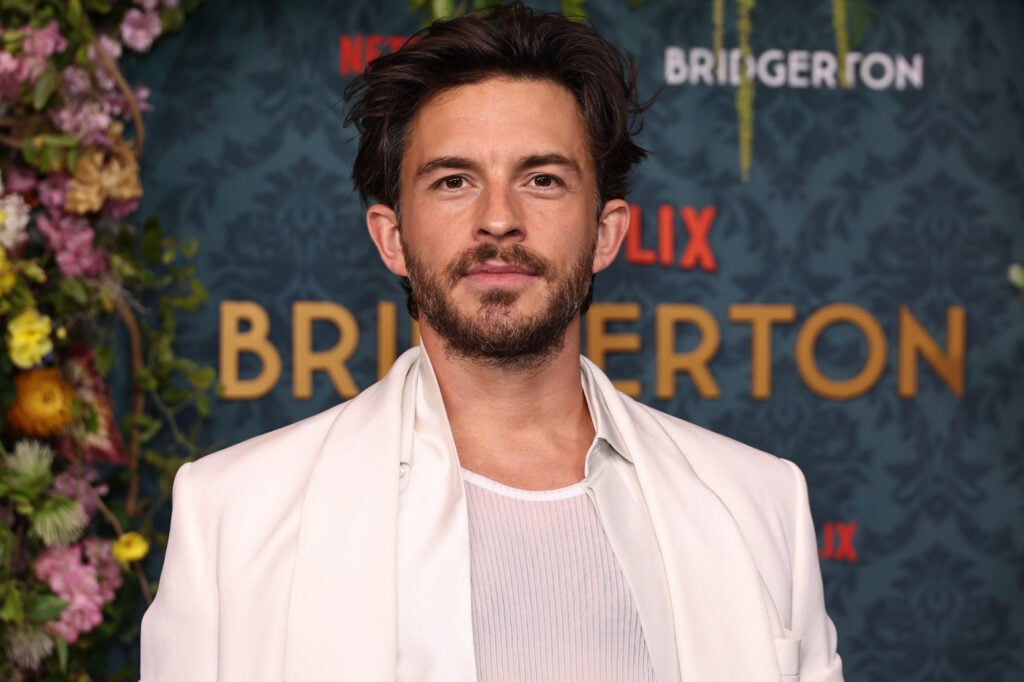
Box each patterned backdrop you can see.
[123,0,1024,679]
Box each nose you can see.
[475,185,523,242]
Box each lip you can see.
[462,261,538,285]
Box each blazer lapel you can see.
[283,351,418,681]
[585,361,780,682]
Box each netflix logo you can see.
[626,204,718,272]
[338,34,410,75]
[818,521,858,563]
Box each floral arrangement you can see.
[0,1,208,679]
[1011,263,1024,301]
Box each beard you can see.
[403,239,596,368]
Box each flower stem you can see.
[87,483,154,605]
[89,37,146,157]
[114,296,145,518]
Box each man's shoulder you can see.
[186,356,410,487]
[188,402,348,480]
[616,391,799,496]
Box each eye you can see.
[530,174,561,188]
[438,175,466,190]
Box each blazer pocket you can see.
[775,629,801,682]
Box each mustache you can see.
[445,244,555,284]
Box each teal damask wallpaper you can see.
[125,0,1024,678]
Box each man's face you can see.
[370,77,626,366]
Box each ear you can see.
[592,199,630,274]
[366,204,408,276]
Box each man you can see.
[141,3,843,681]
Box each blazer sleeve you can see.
[140,462,219,681]
[783,459,844,682]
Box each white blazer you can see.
[140,348,842,681]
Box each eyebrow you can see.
[413,153,584,180]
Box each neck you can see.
[421,320,595,490]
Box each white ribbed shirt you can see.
[464,470,657,681]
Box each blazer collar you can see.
[582,357,781,682]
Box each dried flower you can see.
[6,308,53,368]
[111,531,149,567]
[5,368,75,437]
[65,141,142,215]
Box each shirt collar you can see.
[580,359,632,465]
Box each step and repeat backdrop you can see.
[125,0,1023,679]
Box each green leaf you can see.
[22,136,39,166]
[66,145,79,172]
[26,594,67,622]
[189,365,217,391]
[162,6,185,32]
[74,42,90,67]
[32,67,57,111]
[84,0,114,13]
[195,392,210,417]
[67,0,83,29]
[58,277,89,305]
[38,142,56,172]
[2,0,35,16]
[55,633,68,672]
[1,583,24,624]
[431,0,454,20]
[95,343,114,374]
[134,367,158,392]
[39,134,79,148]
[142,219,163,263]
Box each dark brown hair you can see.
[343,2,649,211]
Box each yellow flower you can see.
[112,532,150,567]
[0,249,16,296]
[6,308,53,368]
[5,368,75,437]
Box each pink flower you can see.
[35,212,108,278]
[52,466,109,522]
[88,36,122,92]
[83,538,123,603]
[0,51,26,99]
[37,174,70,214]
[61,65,91,98]
[23,21,68,59]
[34,541,121,644]
[49,592,103,644]
[120,9,162,52]
[51,102,112,146]
[4,164,37,193]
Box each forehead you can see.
[401,77,592,173]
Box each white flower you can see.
[0,192,31,249]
